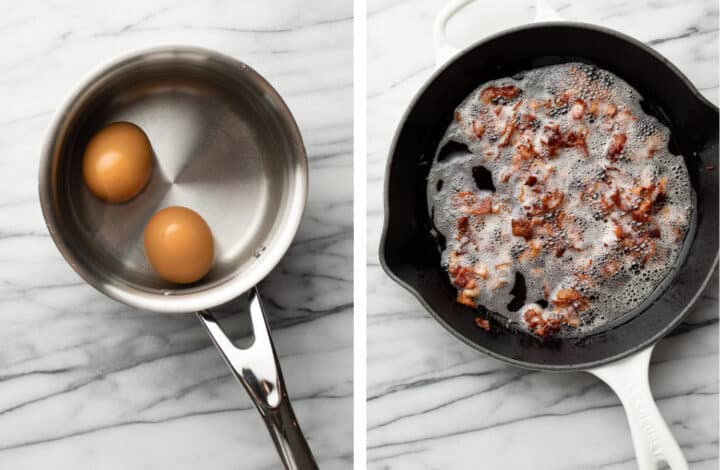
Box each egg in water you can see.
[144,206,215,284]
[82,122,154,203]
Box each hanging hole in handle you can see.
[656,461,670,470]
[204,295,255,349]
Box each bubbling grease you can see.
[427,63,692,337]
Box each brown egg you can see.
[144,206,214,284]
[82,122,153,203]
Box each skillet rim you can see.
[379,21,719,371]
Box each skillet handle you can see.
[433,0,562,67]
[433,0,473,67]
[587,346,688,470]
[197,288,318,470]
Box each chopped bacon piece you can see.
[638,134,663,159]
[453,191,493,215]
[558,89,576,104]
[450,265,474,289]
[516,143,537,160]
[527,189,565,216]
[525,175,538,186]
[457,216,469,237]
[490,279,508,291]
[457,291,476,307]
[564,128,589,155]
[519,239,543,262]
[606,133,627,162]
[602,260,621,277]
[517,113,537,130]
[553,288,590,311]
[498,119,516,147]
[454,111,462,123]
[475,317,491,331]
[474,262,489,279]
[512,218,534,240]
[523,308,567,338]
[639,237,657,264]
[628,177,666,222]
[472,120,485,138]
[545,189,565,211]
[644,222,661,239]
[480,84,520,103]
[672,226,685,242]
[541,124,563,157]
[570,99,586,119]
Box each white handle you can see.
[588,346,688,470]
[433,0,563,68]
[433,0,473,67]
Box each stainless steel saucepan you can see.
[39,46,317,470]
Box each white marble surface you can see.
[367,0,718,468]
[0,1,352,469]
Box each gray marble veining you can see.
[0,1,353,469]
[367,0,718,468]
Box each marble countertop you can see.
[0,1,352,469]
[367,0,718,468]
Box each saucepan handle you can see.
[197,287,318,470]
[587,346,688,470]
[433,0,562,67]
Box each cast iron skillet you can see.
[380,22,718,470]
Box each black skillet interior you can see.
[380,23,719,370]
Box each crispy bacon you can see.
[498,119,516,147]
[457,291,476,307]
[457,216,469,237]
[472,120,485,138]
[541,124,563,157]
[449,264,474,289]
[516,142,537,160]
[543,189,565,211]
[474,262,489,279]
[454,191,493,215]
[519,239,543,262]
[606,133,627,162]
[602,260,621,277]
[443,68,688,338]
[526,189,565,216]
[570,99,586,119]
[512,218,534,240]
[564,128,589,155]
[475,317,491,331]
[523,308,569,338]
[553,288,590,311]
[628,177,666,222]
[480,84,520,103]
[517,113,537,130]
